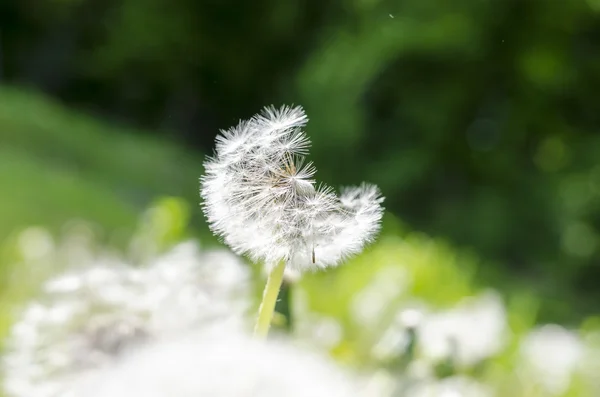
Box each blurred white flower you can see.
[519,324,584,395]
[72,330,364,397]
[417,291,507,367]
[371,304,427,362]
[2,241,251,397]
[200,105,384,274]
[17,227,55,262]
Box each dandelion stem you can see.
[254,260,286,338]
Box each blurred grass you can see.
[0,147,138,238]
[0,86,207,243]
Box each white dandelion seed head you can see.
[72,331,364,397]
[201,105,384,274]
[1,242,252,397]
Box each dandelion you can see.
[1,241,251,397]
[200,105,384,336]
[71,330,364,397]
[417,291,507,368]
[519,325,584,395]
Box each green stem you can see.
[254,260,286,338]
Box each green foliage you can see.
[291,0,600,321]
[0,87,207,242]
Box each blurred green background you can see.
[1,0,599,328]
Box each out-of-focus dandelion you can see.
[369,292,506,370]
[519,324,584,395]
[200,105,384,337]
[71,331,364,397]
[417,291,507,368]
[1,241,251,397]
